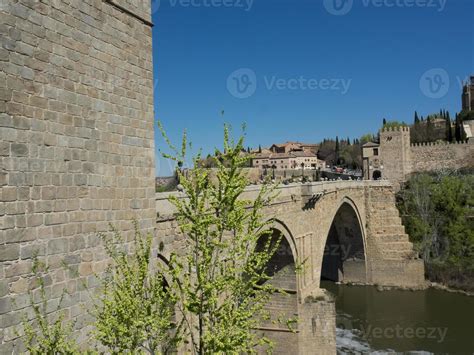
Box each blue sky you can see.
[152,0,473,176]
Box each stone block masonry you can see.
[0,0,155,352]
[372,126,474,187]
[410,140,474,173]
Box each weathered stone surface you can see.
[1,0,155,350]
[10,143,28,157]
[0,244,20,261]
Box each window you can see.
[374,148,379,156]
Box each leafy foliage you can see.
[318,138,362,169]
[382,120,408,129]
[397,172,474,270]
[22,256,79,355]
[94,223,178,354]
[159,123,284,354]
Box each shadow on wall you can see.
[321,202,366,283]
[255,228,299,354]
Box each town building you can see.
[269,141,319,154]
[252,141,324,170]
[463,120,474,139]
[253,151,325,170]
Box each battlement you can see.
[410,140,471,148]
[381,126,410,133]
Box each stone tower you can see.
[1,1,155,352]
[462,76,474,111]
[379,126,412,185]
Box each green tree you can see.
[445,113,453,142]
[382,120,407,129]
[454,114,466,142]
[360,133,375,144]
[426,116,434,142]
[414,111,420,124]
[94,223,178,354]
[159,124,286,354]
[397,172,474,272]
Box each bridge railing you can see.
[156,180,392,218]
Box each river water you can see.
[320,281,474,354]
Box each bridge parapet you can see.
[156,180,393,218]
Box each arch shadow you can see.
[320,197,368,284]
[255,219,299,352]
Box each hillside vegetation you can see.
[396,170,474,291]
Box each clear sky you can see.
[151,0,473,176]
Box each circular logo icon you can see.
[323,0,353,16]
[151,0,161,14]
[419,68,450,99]
[226,68,257,99]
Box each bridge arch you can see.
[320,196,368,284]
[256,219,299,354]
[265,218,299,262]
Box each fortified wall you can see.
[363,126,474,185]
[409,140,474,173]
[1,1,155,352]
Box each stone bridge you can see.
[156,180,425,354]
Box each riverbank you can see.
[340,277,474,296]
[424,262,474,293]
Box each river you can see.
[320,281,474,354]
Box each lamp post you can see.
[271,164,276,180]
[300,162,305,180]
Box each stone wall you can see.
[0,0,155,352]
[410,140,474,173]
[371,126,474,187]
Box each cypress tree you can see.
[427,116,434,141]
[455,114,461,142]
[445,114,453,142]
[383,118,387,126]
[414,111,420,124]
[335,136,340,165]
